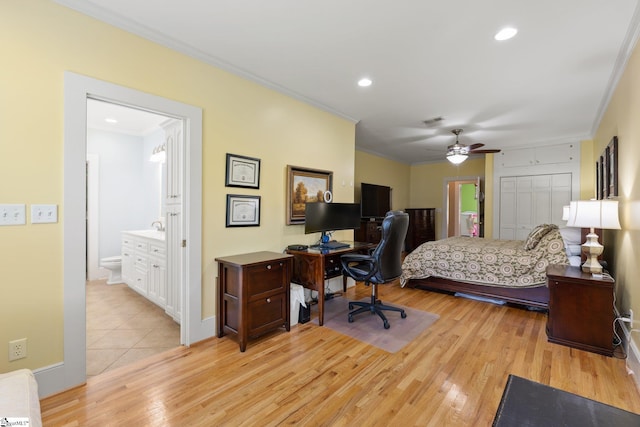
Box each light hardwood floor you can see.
[41,281,640,426]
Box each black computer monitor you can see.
[304,202,361,243]
[360,182,391,220]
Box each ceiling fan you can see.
[446,129,501,164]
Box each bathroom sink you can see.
[129,229,166,240]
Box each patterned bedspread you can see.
[400,228,569,288]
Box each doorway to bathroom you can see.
[85,100,180,377]
[60,72,208,394]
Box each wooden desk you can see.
[286,242,375,326]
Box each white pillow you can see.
[559,226,582,246]
[566,244,582,256]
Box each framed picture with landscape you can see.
[286,165,333,224]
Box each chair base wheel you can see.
[346,298,407,329]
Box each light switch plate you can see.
[31,204,58,224]
[0,204,26,225]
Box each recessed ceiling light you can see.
[358,78,372,87]
[494,27,518,41]
[105,117,118,123]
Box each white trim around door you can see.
[36,72,210,397]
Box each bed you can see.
[400,224,575,309]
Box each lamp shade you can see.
[566,200,621,230]
[562,205,570,221]
[447,153,468,165]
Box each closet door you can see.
[499,173,571,240]
[499,177,517,239]
[515,176,534,240]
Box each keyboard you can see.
[317,241,350,250]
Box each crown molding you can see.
[53,0,358,124]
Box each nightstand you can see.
[546,264,615,356]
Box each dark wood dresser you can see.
[216,251,293,352]
[404,208,436,252]
[355,219,382,244]
[546,264,615,356]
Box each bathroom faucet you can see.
[151,221,164,231]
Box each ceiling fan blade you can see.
[467,143,485,150]
[470,149,501,154]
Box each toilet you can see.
[100,256,122,285]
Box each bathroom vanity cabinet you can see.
[121,231,176,322]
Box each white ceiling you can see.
[87,99,169,136]
[59,0,640,164]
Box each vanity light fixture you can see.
[149,143,166,163]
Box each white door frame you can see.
[86,154,101,280]
[36,72,211,397]
[442,175,481,239]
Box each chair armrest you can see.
[340,254,378,282]
[340,254,372,263]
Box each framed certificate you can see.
[226,194,261,227]
[225,153,260,189]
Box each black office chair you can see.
[340,210,409,329]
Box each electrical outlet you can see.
[9,338,27,361]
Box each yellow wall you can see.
[354,151,411,210]
[0,1,355,372]
[580,139,595,199]
[409,158,487,240]
[591,38,640,352]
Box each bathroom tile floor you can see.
[86,279,180,378]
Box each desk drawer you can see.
[246,261,287,299]
[248,293,286,336]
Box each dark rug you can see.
[493,374,640,426]
[312,297,439,353]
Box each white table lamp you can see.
[566,200,621,273]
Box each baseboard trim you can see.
[627,334,640,392]
[192,316,215,344]
[33,362,66,398]
[615,307,640,392]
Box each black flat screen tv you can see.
[360,183,391,220]
[305,202,361,241]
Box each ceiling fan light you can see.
[447,153,468,165]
